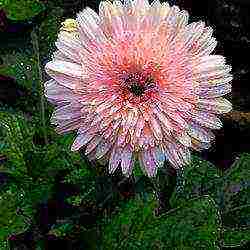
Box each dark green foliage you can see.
[0,112,87,246]
[101,194,158,249]
[48,222,74,237]
[221,227,250,248]
[63,160,96,206]
[170,154,250,248]
[147,196,221,250]
[221,205,250,227]
[219,153,250,211]
[132,160,144,177]
[0,51,38,90]
[170,155,222,208]
[0,184,32,242]
[0,240,9,250]
[101,195,221,250]
[0,0,45,21]
[38,7,64,58]
[0,111,35,176]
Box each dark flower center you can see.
[124,73,155,97]
[128,83,146,96]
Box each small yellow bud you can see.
[61,19,78,33]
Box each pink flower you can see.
[45,0,232,177]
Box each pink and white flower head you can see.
[45,0,232,177]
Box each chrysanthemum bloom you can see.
[45,0,232,177]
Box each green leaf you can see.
[220,153,250,210]
[221,227,250,248]
[64,167,94,184]
[170,155,222,208]
[22,181,54,213]
[66,195,84,206]
[0,112,34,177]
[101,195,221,249]
[48,222,74,238]
[35,239,46,250]
[0,0,45,21]
[22,133,81,180]
[221,204,250,228]
[0,50,38,90]
[64,165,96,205]
[38,7,64,59]
[224,153,250,182]
[101,194,157,249]
[146,196,221,250]
[170,153,250,212]
[0,240,9,250]
[0,185,32,241]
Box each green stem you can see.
[31,28,48,145]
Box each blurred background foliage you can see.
[0,0,250,249]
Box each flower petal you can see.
[121,145,133,176]
[51,103,82,123]
[109,146,122,174]
[71,130,97,151]
[197,97,232,114]
[55,31,82,63]
[196,83,232,98]
[45,60,83,89]
[191,111,223,129]
[151,146,165,168]
[85,136,102,155]
[187,122,215,143]
[44,79,79,105]
[140,148,157,177]
[77,7,107,47]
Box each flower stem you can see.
[31,28,48,145]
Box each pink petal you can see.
[197,97,232,114]
[45,60,83,89]
[191,111,223,129]
[85,136,102,155]
[77,7,107,46]
[44,80,78,105]
[109,146,122,174]
[95,138,113,159]
[56,31,82,63]
[71,128,98,151]
[149,116,163,140]
[151,146,165,168]
[187,122,215,143]
[121,145,133,176]
[51,103,82,122]
[54,117,82,134]
[140,148,157,177]
[177,132,192,147]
